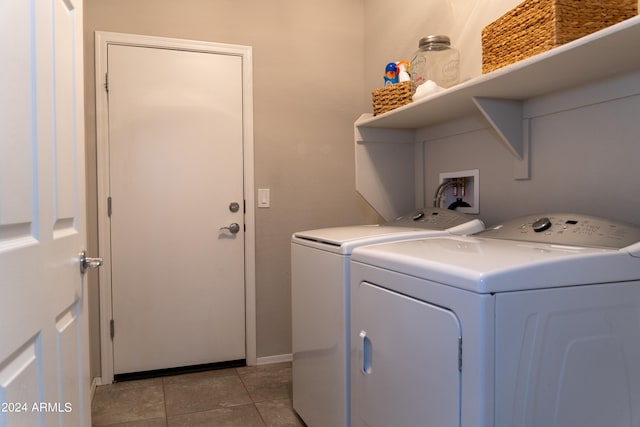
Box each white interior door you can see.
[0,0,89,425]
[107,44,246,376]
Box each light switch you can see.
[258,188,270,208]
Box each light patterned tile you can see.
[167,404,266,427]
[163,370,252,416]
[92,379,165,426]
[92,365,302,426]
[99,418,167,427]
[237,362,293,403]
[255,398,306,427]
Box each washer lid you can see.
[292,225,454,255]
[351,236,640,294]
[292,210,484,254]
[294,225,421,245]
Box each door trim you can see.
[94,31,256,383]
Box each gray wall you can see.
[84,0,379,378]
[421,75,640,227]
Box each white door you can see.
[0,0,89,425]
[106,44,246,376]
[352,282,462,427]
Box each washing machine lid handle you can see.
[624,241,640,258]
[447,218,485,236]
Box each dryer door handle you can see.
[360,330,372,375]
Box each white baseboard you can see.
[255,353,292,366]
[90,377,103,402]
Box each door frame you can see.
[94,31,256,383]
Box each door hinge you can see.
[107,196,112,217]
[104,72,109,93]
[110,319,115,339]
[458,337,463,372]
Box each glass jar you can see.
[410,35,460,89]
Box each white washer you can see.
[291,208,485,427]
[350,213,640,427]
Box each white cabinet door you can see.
[107,44,246,375]
[352,282,461,427]
[0,0,89,424]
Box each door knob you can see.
[79,250,103,274]
[220,223,240,234]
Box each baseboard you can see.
[90,356,288,392]
[256,353,292,366]
[114,359,245,382]
[90,377,102,402]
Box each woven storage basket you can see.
[372,81,413,116]
[482,0,637,73]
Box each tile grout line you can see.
[161,376,169,425]
[235,367,269,427]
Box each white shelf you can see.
[355,15,640,220]
[357,15,640,132]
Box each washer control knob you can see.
[532,217,552,232]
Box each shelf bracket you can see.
[473,97,530,180]
[473,97,524,159]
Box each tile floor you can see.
[91,362,306,427]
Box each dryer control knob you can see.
[532,217,552,232]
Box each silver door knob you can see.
[229,202,240,213]
[79,250,103,274]
[220,223,240,234]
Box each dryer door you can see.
[353,281,462,427]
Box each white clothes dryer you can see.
[350,213,640,427]
[291,208,484,427]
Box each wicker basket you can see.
[372,81,413,116]
[482,0,637,73]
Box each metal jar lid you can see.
[418,35,451,48]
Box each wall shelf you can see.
[355,15,640,220]
[357,15,640,132]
